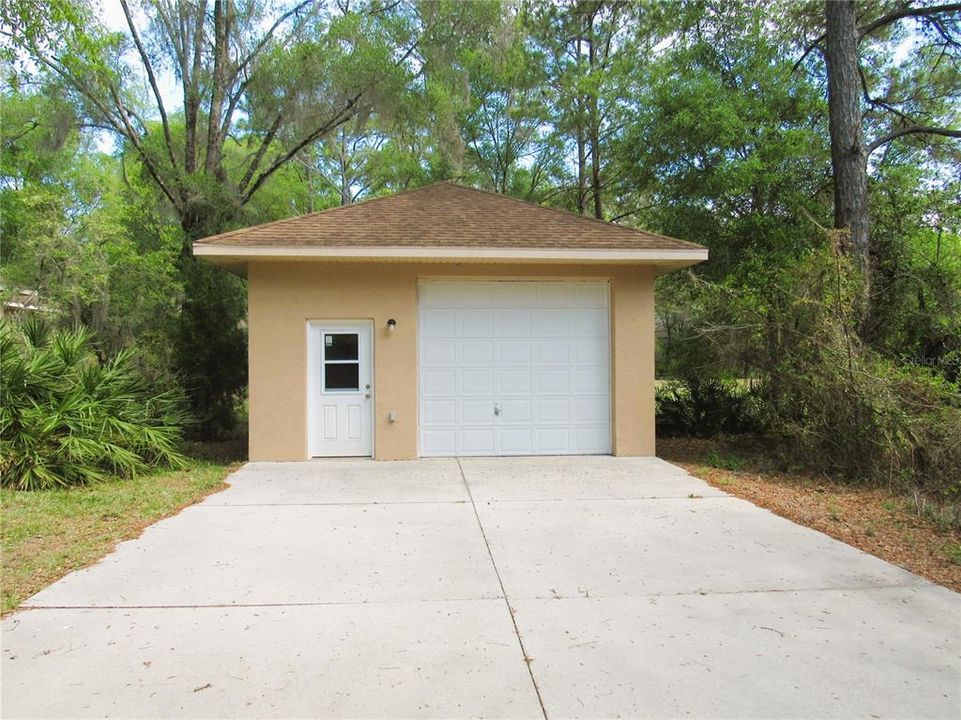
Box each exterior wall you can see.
[247,262,655,461]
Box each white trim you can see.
[193,244,708,263]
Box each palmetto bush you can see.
[0,318,188,490]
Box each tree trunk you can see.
[575,36,587,215]
[824,0,870,273]
[589,109,602,219]
[586,17,602,219]
[576,112,587,214]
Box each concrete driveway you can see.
[2,457,959,719]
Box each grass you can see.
[1,455,238,614]
[659,436,961,593]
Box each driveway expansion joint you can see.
[16,596,510,612]
[457,458,549,720]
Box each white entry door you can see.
[308,322,373,457]
[418,281,611,456]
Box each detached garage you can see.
[193,182,707,461]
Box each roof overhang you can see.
[192,243,709,277]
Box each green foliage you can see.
[0,318,188,490]
[705,451,748,473]
[174,261,248,439]
[656,377,762,438]
[762,330,961,500]
[694,242,961,500]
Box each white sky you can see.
[99,0,182,109]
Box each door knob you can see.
[493,403,501,416]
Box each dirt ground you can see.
[658,437,961,593]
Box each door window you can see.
[323,333,360,391]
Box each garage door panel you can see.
[419,281,610,457]
[497,340,531,365]
[534,369,570,395]
[499,399,532,423]
[571,308,610,336]
[496,310,532,337]
[422,400,455,424]
[420,309,456,337]
[457,310,494,336]
[497,282,536,306]
[534,339,569,366]
[535,282,575,307]
[537,309,571,335]
[572,338,609,365]
[422,369,456,396]
[573,427,611,453]
[421,339,455,367]
[456,283,498,307]
[536,398,570,423]
[498,369,532,395]
[458,369,494,395]
[462,428,496,454]
[572,367,609,394]
[458,339,494,366]
[460,400,494,424]
[537,428,571,452]
[573,397,610,423]
[573,282,609,307]
[421,429,456,455]
[499,428,533,454]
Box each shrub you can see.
[0,318,188,490]
[763,339,961,503]
[656,376,762,438]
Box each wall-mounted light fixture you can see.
[387,318,397,332]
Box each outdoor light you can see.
[387,318,397,331]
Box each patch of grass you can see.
[705,450,748,472]
[943,543,961,567]
[1,458,235,614]
[914,494,961,531]
[827,500,843,522]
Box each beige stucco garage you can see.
[193,182,707,461]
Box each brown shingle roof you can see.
[194,182,704,252]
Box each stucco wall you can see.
[247,262,655,461]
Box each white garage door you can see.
[418,281,611,456]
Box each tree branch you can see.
[119,0,180,180]
[238,113,283,190]
[867,125,961,154]
[240,92,364,204]
[791,32,827,75]
[859,3,961,40]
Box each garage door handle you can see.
[493,404,501,416]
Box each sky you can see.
[100,0,182,109]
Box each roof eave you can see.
[193,243,708,278]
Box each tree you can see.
[818,0,961,285]
[458,4,562,198]
[0,0,429,434]
[529,0,640,217]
